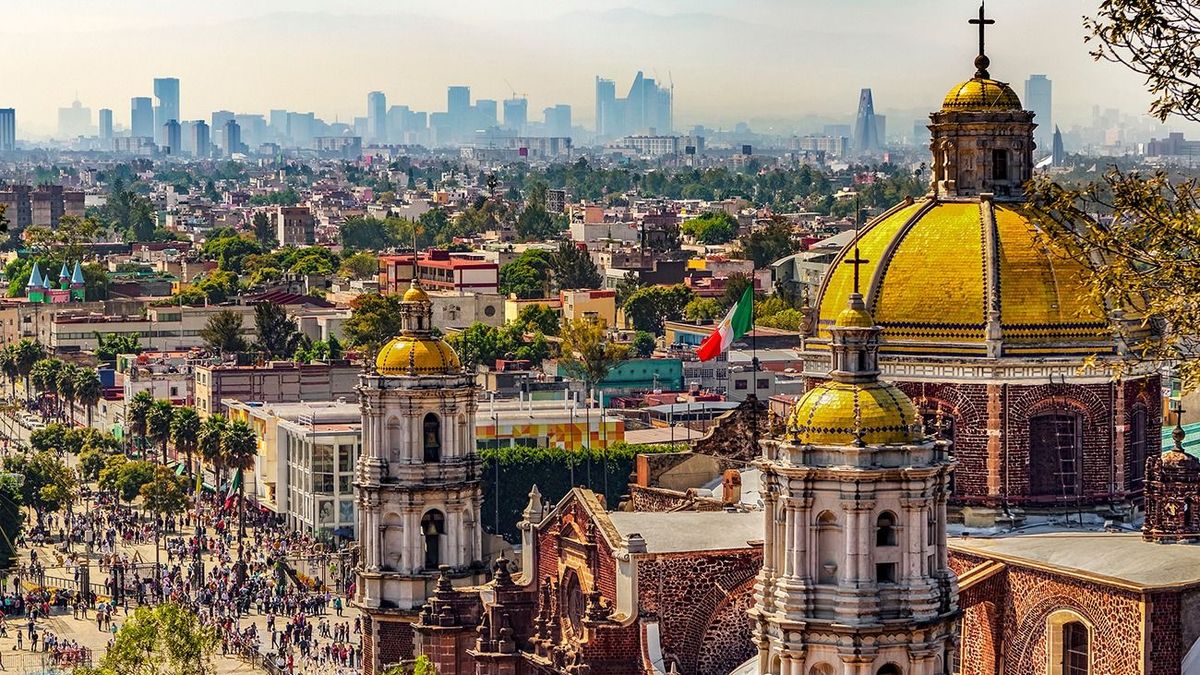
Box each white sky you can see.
[0,0,1183,136]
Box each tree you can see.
[514,304,561,336]
[622,285,694,335]
[252,211,277,247]
[560,317,630,408]
[499,249,552,299]
[340,252,378,280]
[738,220,798,268]
[720,273,755,309]
[515,185,562,241]
[78,447,110,482]
[197,414,227,488]
[681,211,739,244]
[171,406,201,477]
[683,297,724,323]
[95,332,143,363]
[31,358,63,419]
[76,602,219,675]
[632,331,656,358]
[0,346,18,399]
[551,241,602,291]
[128,390,155,457]
[221,419,257,549]
[200,309,248,355]
[202,233,263,274]
[344,293,405,355]
[254,302,303,359]
[55,363,79,425]
[0,478,23,569]
[3,451,76,518]
[75,368,104,428]
[140,466,189,518]
[99,458,157,504]
[14,339,44,401]
[146,400,175,465]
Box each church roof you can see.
[70,262,85,285]
[942,77,1022,112]
[950,531,1200,590]
[787,379,923,446]
[26,262,42,288]
[606,511,761,554]
[375,336,461,375]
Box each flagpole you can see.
[750,286,759,453]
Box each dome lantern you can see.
[374,278,464,376]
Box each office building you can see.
[130,97,154,139]
[1051,126,1065,166]
[0,109,14,152]
[593,71,671,138]
[57,100,92,138]
[269,109,289,143]
[192,120,210,158]
[503,97,527,133]
[543,104,572,138]
[854,88,880,154]
[153,77,180,143]
[377,250,499,295]
[446,86,471,141]
[1025,74,1053,153]
[475,99,497,129]
[163,120,181,155]
[233,114,266,149]
[98,108,113,141]
[273,206,315,246]
[193,360,359,417]
[367,91,387,143]
[224,120,243,156]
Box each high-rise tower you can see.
[0,109,15,152]
[131,97,154,139]
[367,91,387,143]
[854,88,880,154]
[153,77,180,144]
[1024,74,1052,154]
[354,279,487,674]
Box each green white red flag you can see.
[697,286,753,361]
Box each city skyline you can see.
[2,0,1192,137]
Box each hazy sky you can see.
[0,0,1182,137]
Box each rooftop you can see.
[607,510,761,553]
[950,530,1200,590]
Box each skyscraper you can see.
[1025,74,1052,153]
[446,86,471,141]
[594,77,616,137]
[367,91,387,143]
[98,109,113,141]
[0,109,16,152]
[131,97,154,138]
[163,120,181,155]
[1052,125,1065,166]
[224,120,242,156]
[854,88,879,154]
[503,97,528,133]
[474,99,497,129]
[193,121,210,158]
[58,100,92,138]
[594,72,671,138]
[543,104,572,138]
[153,77,180,143]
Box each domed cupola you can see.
[375,279,462,376]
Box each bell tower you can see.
[355,279,487,674]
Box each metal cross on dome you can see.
[970,2,995,77]
[843,240,869,296]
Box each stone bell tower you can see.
[355,279,487,674]
[749,270,959,674]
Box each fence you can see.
[0,647,93,673]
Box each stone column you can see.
[782,497,795,578]
[986,383,1003,501]
[1114,382,1126,495]
[762,489,777,577]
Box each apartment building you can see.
[272,206,315,246]
[49,304,256,353]
[194,359,358,416]
[378,250,499,295]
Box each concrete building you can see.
[130,97,154,139]
[367,91,387,143]
[0,109,14,152]
[502,97,527,133]
[57,100,91,138]
[98,108,113,141]
[163,120,181,156]
[194,359,359,417]
[1025,74,1052,153]
[854,87,880,154]
[559,288,617,327]
[224,120,243,156]
[0,185,86,232]
[192,121,210,158]
[153,77,180,144]
[378,251,499,295]
[273,206,315,246]
[50,304,255,354]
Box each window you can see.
[876,512,897,547]
[876,665,902,675]
[1029,413,1082,497]
[422,413,441,463]
[1047,610,1091,675]
[1129,406,1148,490]
[876,562,896,583]
[757,378,769,389]
[735,380,748,391]
[1062,621,1088,674]
[992,149,1008,181]
[420,510,445,569]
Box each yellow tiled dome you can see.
[375,336,461,375]
[835,305,874,328]
[942,78,1023,111]
[787,380,923,446]
[403,284,431,304]
[813,199,1111,356]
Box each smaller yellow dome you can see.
[835,306,874,328]
[376,336,461,375]
[403,283,431,304]
[787,381,923,446]
[942,78,1022,112]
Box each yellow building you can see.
[559,289,617,328]
[503,294,561,325]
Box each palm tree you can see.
[0,346,19,400]
[146,400,175,465]
[221,419,258,555]
[30,358,62,420]
[127,390,155,457]
[56,364,79,426]
[171,406,201,477]
[74,369,103,429]
[197,414,227,490]
[14,340,45,403]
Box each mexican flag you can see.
[224,468,242,510]
[697,286,753,362]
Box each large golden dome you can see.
[942,78,1022,112]
[813,197,1111,357]
[375,336,461,375]
[787,380,923,446]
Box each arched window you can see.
[420,510,445,569]
[816,511,839,585]
[1029,412,1082,497]
[876,512,898,547]
[562,569,585,632]
[877,664,902,675]
[1129,406,1148,490]
[1047,610,1091,675]
[422,413,441,463]
[808,665,834,675]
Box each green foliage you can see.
[0,479,23,568]
[622,284,694,335]
[146,400,175,463]
[202,232,263,274]
[78,447,111,482]
[295,336,344,363]
[30,424,119,455]
[77,602,219,675]
[127,390,154,451]
[550,241,602,291]
[632,331,656,358]
[282,246,339,276]
[681,211,739,244]
[737,220,799,268]
[479,442,684,542]
[248,188,300,206]
[221,420,258,473]
[559,317,630,388]
[99,458,157,503]
[515,182,564,241]
[514,304,561,336]
[200,309,247,355]
[683,297,724,323]
[254,302,303,359]
[2,451,76,515]
[95,332,143,362]
[755,308,806,331]
[340,252,378,280]
[252,211,276,247]
[447,322,550,370]
[140,466,189,516]
[344,293,404,354]
[499,249,552,299]
[720,273,755,309]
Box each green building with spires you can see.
[26,261,86,304]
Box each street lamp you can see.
[80,527,94,609]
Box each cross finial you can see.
[969,2,995,78]
[843,236,870,296]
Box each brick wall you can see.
[628,485,724,512]
[1148,592,1181,675]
